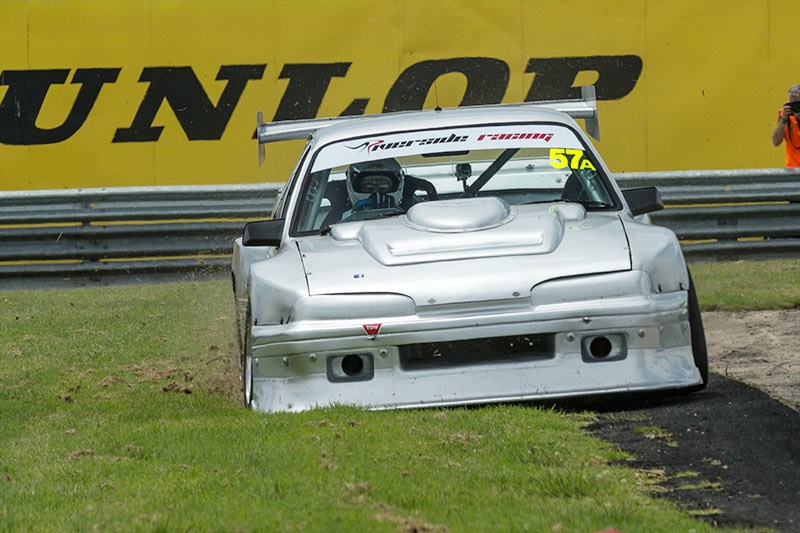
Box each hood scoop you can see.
[329,198,569,266]
[404,197,514,232]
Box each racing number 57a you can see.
[549,148,596,170]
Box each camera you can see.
[788,101,800,113]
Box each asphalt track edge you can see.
[583,374,799,532]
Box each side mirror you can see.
[242,219,285,247]
[622,187,664,217]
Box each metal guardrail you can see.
[0,184,281,289]
[1,169,799,289]
[614,168,800,261]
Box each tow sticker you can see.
[363,323,382,338]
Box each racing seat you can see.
[320,180,351,228]
[560,174,586,202]
[401,175,439,209]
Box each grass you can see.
[690,259,800,311]
[2,259,793,532]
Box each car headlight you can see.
[290,294,416,321]
[531,270,653,306]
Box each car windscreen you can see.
[292,123,618,235]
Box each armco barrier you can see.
[0,184,281,289]
[614,168,800,261]
[1,169,799,289]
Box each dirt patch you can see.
[705,309,800,412]
[201,342,241,404]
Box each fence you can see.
[2,169,799,289]
[615,168,800,260]
[0,184,280,289]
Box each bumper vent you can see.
[399,334,554,371]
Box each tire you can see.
[241,307,254,408]
[232,274,244,357]
[687,269,709,389]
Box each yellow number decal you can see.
[550,148,568,168]
[550,148,596,171]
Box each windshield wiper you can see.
[577,200,614,209]
[363,210,405,221]
[521,199,560,205]
[319,208,406,234]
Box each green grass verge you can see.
[2,260,785,532]
[690,259,800,311]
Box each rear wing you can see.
[257,86,599,165]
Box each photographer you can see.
[771,84,800,167]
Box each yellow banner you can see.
[0,0,795,190]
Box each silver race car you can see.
[232,87,707,412]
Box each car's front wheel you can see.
[241,307,254,408]
[687,269,709,389]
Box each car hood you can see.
[298,198,631,306]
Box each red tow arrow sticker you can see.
[362,323,382,337]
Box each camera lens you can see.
[790,102,800,113]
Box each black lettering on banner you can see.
[525,55,643,101]
[1,56,647,148]
[273,63,351,122]
[113,65,266,142]
[383,57,510,112]
[0,68,120,145]
[339,98,370,117]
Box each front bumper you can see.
[249,290,702,412]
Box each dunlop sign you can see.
[1,1,794,189]
[0,56,640,189]
[1,56,641,145]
